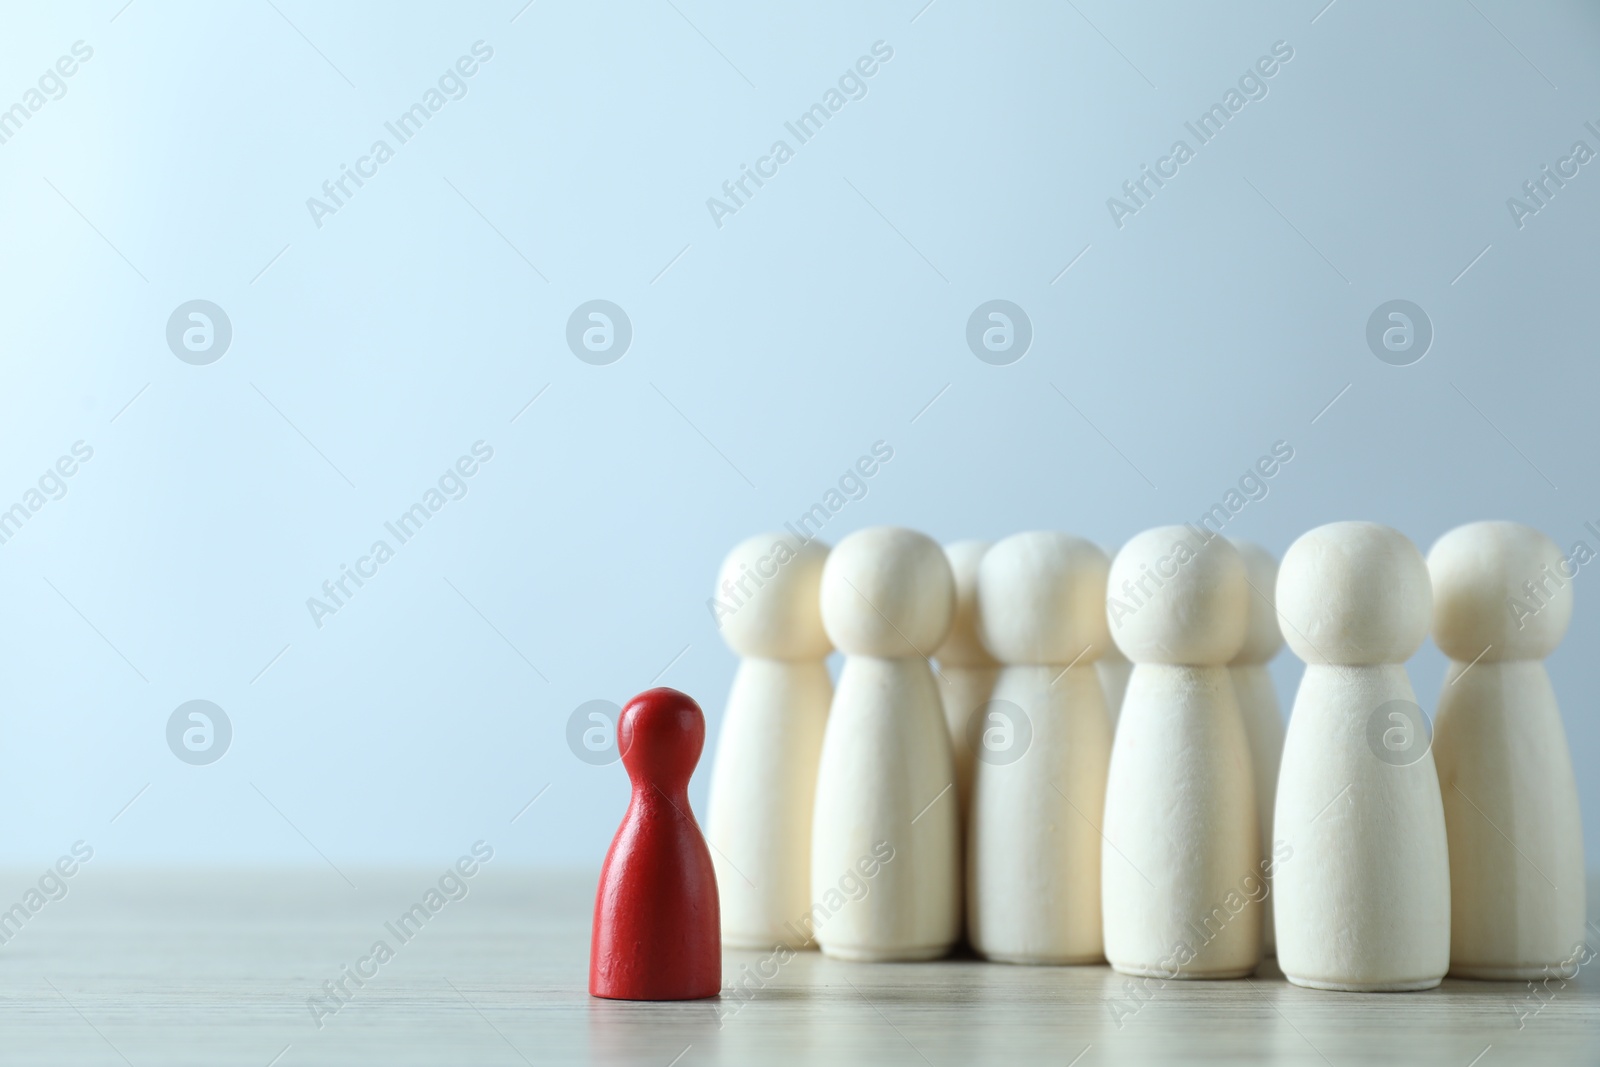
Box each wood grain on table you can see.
[0,868,1594,1065]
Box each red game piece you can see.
[589,687,721,1000]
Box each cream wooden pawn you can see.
[1428,521,1586,979]
[1096,644,1133,732]
[1228,538,1287,956]
[967,532,1111,964]
[811,526,959,960]
[1274,521,1449,991]
[934,540,999,821]
[1095,544,1135,733]
[705,533,833,949]
[1101,527,1262,978]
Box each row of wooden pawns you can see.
[703,520,1584,991]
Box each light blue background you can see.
[0,0,1596,872]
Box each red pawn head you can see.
[589,688,721,1000]
[617,687,703,795]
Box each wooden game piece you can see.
[967,532,1111,964]
[1227,538,1287,956]
[1095,642,1132,733]
[1094,543,1133,731]
[1101,526,1261,978]
[705,533,833,950]
[1428,521,1587,978]
[811,526,959,960]
[590,687,721,1000]
[1274,521,1449,991]
[934,539,999,821]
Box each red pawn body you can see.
[589,687,721,1000]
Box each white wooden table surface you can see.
[1,868,1594,1066]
